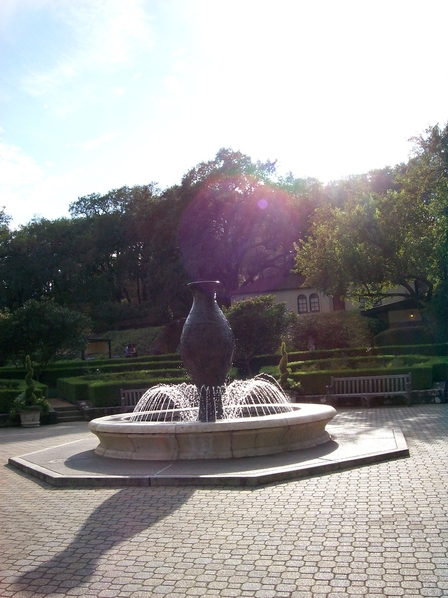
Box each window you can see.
[297,294,308,313]
[310,293,320,312]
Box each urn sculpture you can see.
[178,281,235,421]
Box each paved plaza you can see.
[1,405,447,597]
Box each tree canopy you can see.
[0,128,446,340]
[294,124,448,316]
[0,299,92,372]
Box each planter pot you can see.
[19,409,41,428]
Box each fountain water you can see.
[88,281,336,460]
[129,375,293,422]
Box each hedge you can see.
[57,375,190,407]
[0,383,48,414]
[287,365,433,395]
[288,354,429,373]
[373,326,434,346]
[374,343,448,357]
[56,378,91,404]
[0,356,183,387]
[88,377,190,408]
[431,359,448,382]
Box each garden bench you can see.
[326,373,412,407]
[120,388,148,412]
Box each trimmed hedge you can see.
[288,354,429,373]
[431,359,448,382]
[87,377,189,408]
[374,326,434,346]
[251,343,447,373]
[288,365,432,395]
[374,343,448,357]
[58,375,190,407]
[0,383,48,414]
[0,355,183,387]
[56,378,90,404]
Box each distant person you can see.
[128,343,137,357]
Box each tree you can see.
[294,122,448,327]
[225,295,296,374]
[294,178,440,309]
[178,149,300,297]
[69,185,191,322]
[0,299,92,373]
[399,123,448,338]
[288,311,383,351]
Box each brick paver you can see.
[1,405,447,597]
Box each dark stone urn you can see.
[179,281,235,422]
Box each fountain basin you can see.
[88,404,336,460]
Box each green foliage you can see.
[225,295,296,373]
[0,384,47,414]
[57,375,189,407]
[178,149,301,295]
[422,279,448,342]
[0,299,92,372]
[294,122,448,339]
[23,355,37,406]
[278,342,289,389]
[373,326,435,347]
[100,327,163,358]
[9,356,50,421]
[277,342,302,393]
[288,311,381,351]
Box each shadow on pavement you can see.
[11,486,195,595]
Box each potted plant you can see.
[10,355,49,427]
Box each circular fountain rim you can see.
[88,404,337,460]
[89,403,318,434]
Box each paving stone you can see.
[1,406,447,597]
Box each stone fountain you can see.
[88,281,336,460]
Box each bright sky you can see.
[1,0,447,228]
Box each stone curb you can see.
[8,426,409,488]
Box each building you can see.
[230,275,421,328]
[229,274,350,314]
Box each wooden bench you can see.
[326,373,412,407]
[120,388,148,412]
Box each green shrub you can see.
[0,383,47,414]
[57,378,90,403]
[373,326,434,347]
[87,377,189,407]
[288,311,382,351]
[225,296,296,374]
[27,356,183,387]
[57,373,191,407]
[431,359,448,382]
[374,343,448,356]
[98,327,163,357]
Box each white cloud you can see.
[67,132,120,151]
[19,0,154,100]
[0,139,42,186]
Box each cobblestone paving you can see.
[1,405,447,597]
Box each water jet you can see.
[89,281,336,460]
